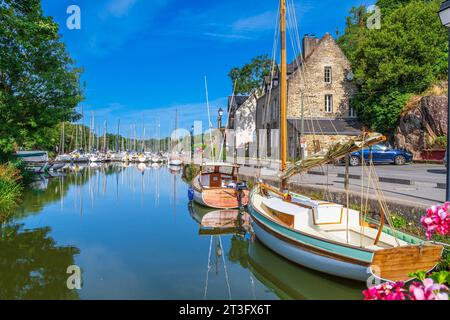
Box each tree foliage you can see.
[228,55,273,95]
[338,0,448,133]
[0,0,84,156]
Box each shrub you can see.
[0,163,23,222]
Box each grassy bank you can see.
[0,162,24,222]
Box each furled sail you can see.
[280,132,386,180]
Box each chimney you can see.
[302,34,319,59]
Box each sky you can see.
[41,0,374,138]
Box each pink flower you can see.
[363,282,408,300]
[409,278,449,300]
[421,203,450,240]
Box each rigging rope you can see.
[219,236,232,300]
[204,76,215,162]
[203,236,213,300]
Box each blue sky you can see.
[41,0,374,138]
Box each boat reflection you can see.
[247,238,363,300]
[188,202,250,236]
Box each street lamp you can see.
[439,0,450,201]
[217,107,224,129]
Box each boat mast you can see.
[117,119,120,153]
[280,0,288,187]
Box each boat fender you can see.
[188,187,194,201]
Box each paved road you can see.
[238,163,447,207]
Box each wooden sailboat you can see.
[247,0,443,283]
[191,163,249,209]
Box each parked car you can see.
[349,144,413,166]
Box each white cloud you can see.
[231,11,276,34]
[105,0,137,17]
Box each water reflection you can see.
[0,223,80,300]
[0,163,364,300]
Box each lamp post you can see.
[438,0,450,201]
[217,107,224,129]
[217,108,225,161]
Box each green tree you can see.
[0,0,84,156]
[228,55,273,95]
[338,0,448,134]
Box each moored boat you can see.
[16,151,49,163]
[248,184,443,282]
[191,163,248,209]
[247,0,443,284]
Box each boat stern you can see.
[370,244,443,282]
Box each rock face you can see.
[395,96,448,159]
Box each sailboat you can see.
[247,0,443,283]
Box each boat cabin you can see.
[199,163,240,189]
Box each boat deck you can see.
[254,192,410,251]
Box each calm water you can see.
[1,164,364,300]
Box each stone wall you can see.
[395,95,448,159]
[302,134,356,155]
[287,34,357,119]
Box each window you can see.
[349,107,356,118]
[325,95,333,113]
[324,66,332,84]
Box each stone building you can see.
[256,33,361,159]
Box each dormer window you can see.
[324,66,332,84]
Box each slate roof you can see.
[287,118,363,135]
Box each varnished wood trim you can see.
[371,245,443,282]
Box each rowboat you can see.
[191,163,248,209]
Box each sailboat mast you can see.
[117,119,120,153]
[280,0,288,173]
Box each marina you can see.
[1,163,364,300]
[1,0,450,304]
